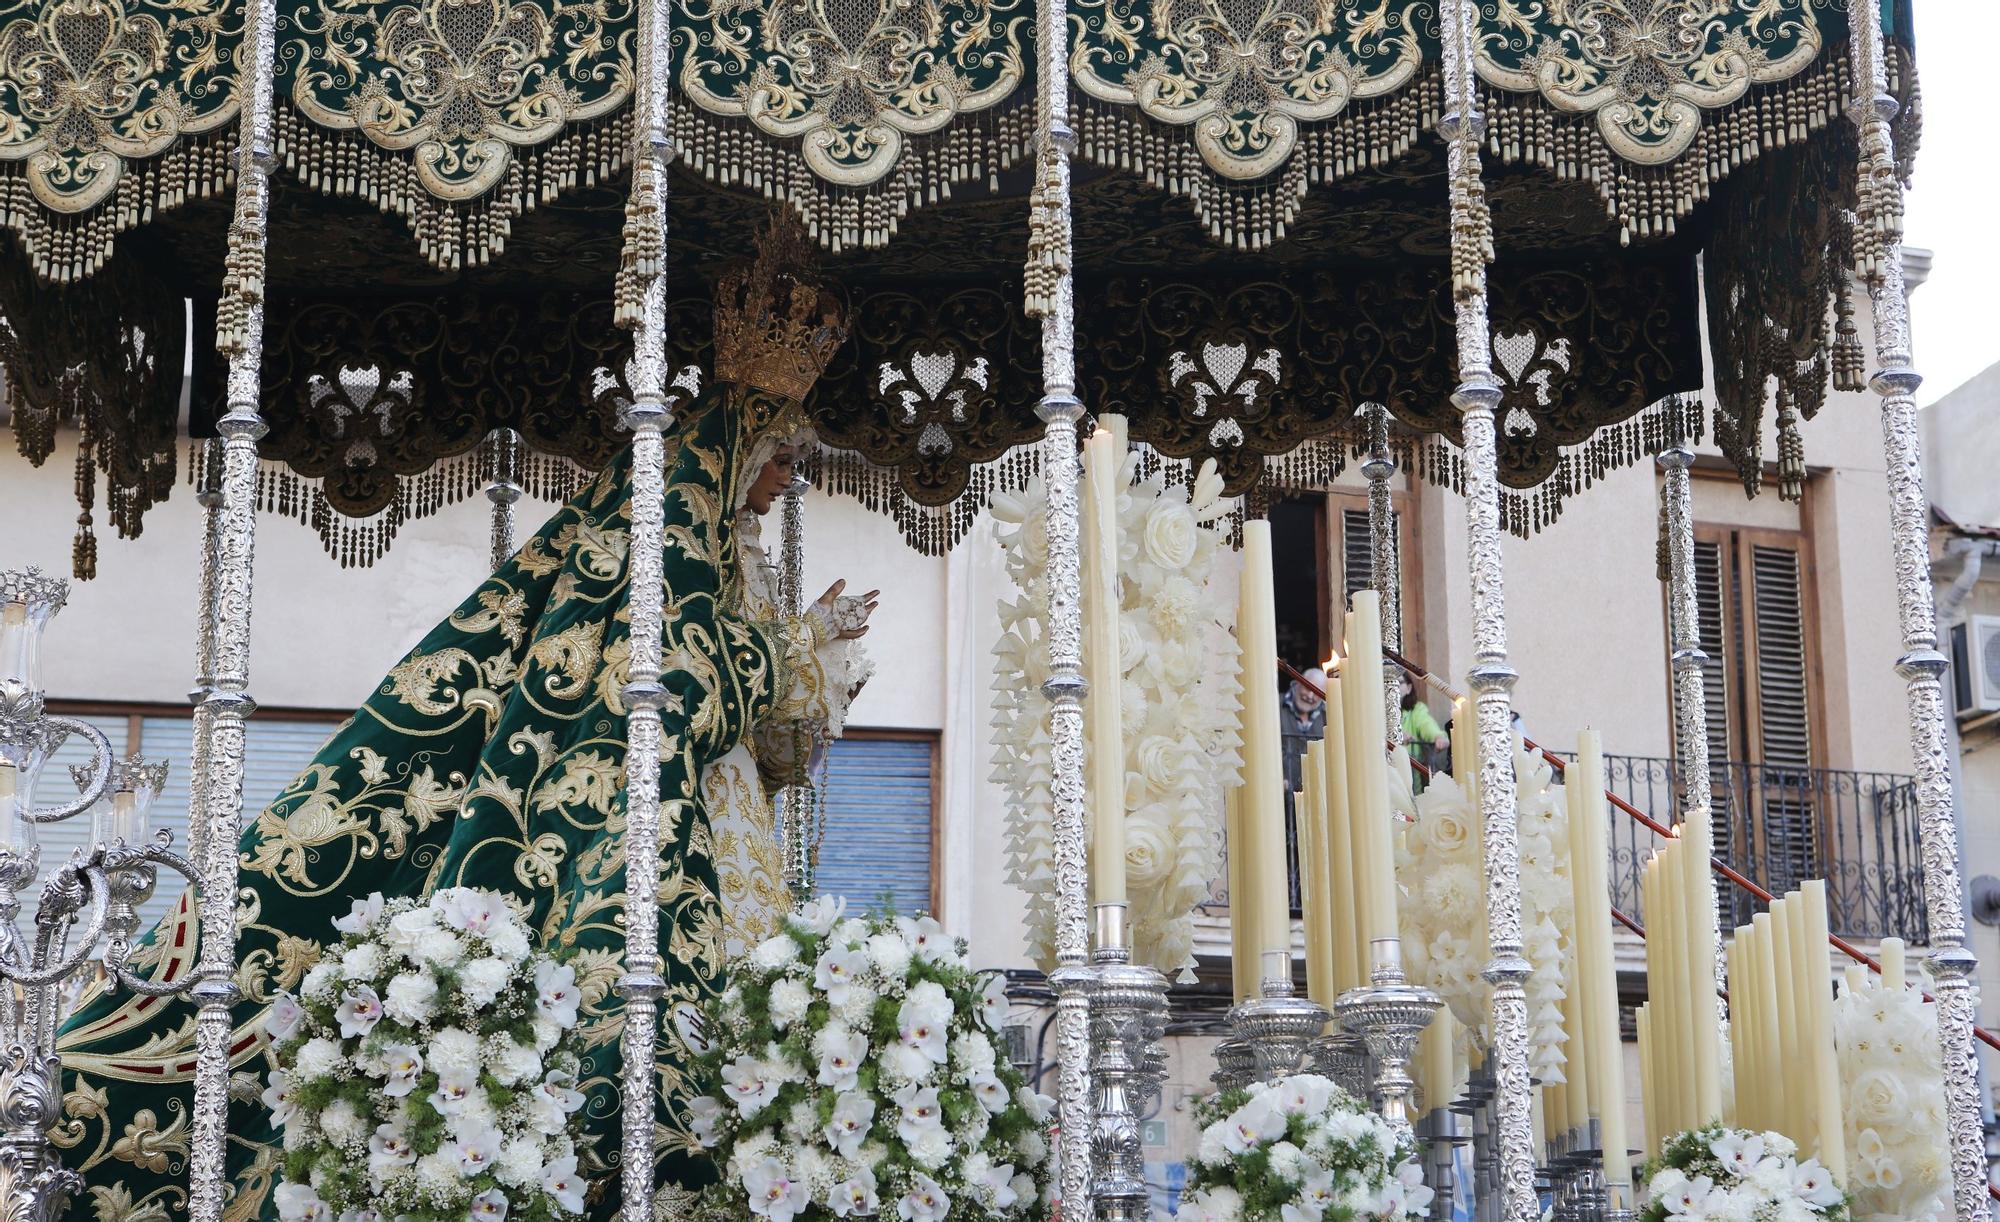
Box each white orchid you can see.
[334,985,384,1039]
[265,993,306,1041]
[260,1070,299,1126]
[539,1154,585,1213]
[830,1166,881,1217]
[744,1157,808,1222]
[814,946,867,1004]
[533,959,580,1027]
[898,1173,951,1222]
[722,1054,782,1117]
[814,1027,868,1091]
[825,1091,876,1157]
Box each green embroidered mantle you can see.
[54,379,816,1221]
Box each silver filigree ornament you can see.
[0,569,206,1222]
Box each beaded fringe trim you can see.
[187,440,593,568]
[1076,75,1444,253]
[5,43,1906,281]
[814,446,1043,556]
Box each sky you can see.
[1906,5,2000,406]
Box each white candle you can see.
[1083,429,1127,908]
[1238,521,1289,967]
[1682,808,1724,1123]
[1345,591,1398,957]
[1321,668,1361,993]
[1299,740,1335,1008]
[1226,782,1255,1002]
[1566,732,1630,1186]
[1800,881,1845,1180]
[1881,936,1906,988]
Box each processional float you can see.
[0,0,1981,1218]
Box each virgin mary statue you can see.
[51,224,876,1220]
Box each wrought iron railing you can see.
[1587,754,1926,943]
[1222,735,1927,944]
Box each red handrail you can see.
[1273,652,2000,1055]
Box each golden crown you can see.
[713,213,848,404]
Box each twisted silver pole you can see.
[186,0,279,1208]
[485,427,521,571]
[1849,14,1991,1222]
[1658,448,1729,1036]
[1024,0,1093,1201]
[183,445,223,872]
[1362,404,1403,741]
[613,0,673,1211]
[1439,3,1535,1220]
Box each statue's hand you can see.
[813,579,879,641]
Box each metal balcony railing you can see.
[1226,733,1927,945]
[1590,754,1927,943]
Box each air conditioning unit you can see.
[1950,615,2000,713]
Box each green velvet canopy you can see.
[0,0,1919,567]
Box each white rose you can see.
[292,1037,344,1081]
[460,957,511,1009]
[769,978,812,1029]
[1122,813,1174,888]
[1142,499,1198,570]
[382,973,438,1024]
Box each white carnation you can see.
[459,957,511,1009]
[428,1028,481,1079]
[496,1135,545,1188]
[292,1037,344,1081]
[486,921,530,963]
[864,932,911,979]
[339,943,383,981]
[301,963,340,1004]
[320,1099,367,1146]
[492,1039,542,1087]
[750,933,801,972]
[382,972,438,1024]
[768,978,811,1029]
[415,928,465,967]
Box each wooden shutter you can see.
[1341,507,1374,605]
[814,734,937,916]
[1682,527,1823,895]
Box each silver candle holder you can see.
[1210,1037,1257,1092]
[1227,949,1330,1081]
[1306,1027,1373,1099]
[1335,938,1441,1147]
[1087,903,1168,1222]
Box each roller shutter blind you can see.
[813,736,936,916]
[27,711,338,932]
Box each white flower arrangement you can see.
[1392,736,1575,1088]
[1832,968,1951,1221]
[991,453,1242,980]
[1177,1073,1431,1222]
[684,898,1054,1221]
[264,888,588,1222]
[1640,1126,1848,1222]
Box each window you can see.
[33,704,341,930]
[1683,527,1824,897]
[1266,491,1422,671]
[812,731,938,917]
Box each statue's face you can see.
[746,445,800,516]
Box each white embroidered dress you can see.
[705,509,873,958]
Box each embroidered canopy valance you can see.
[0,0,1918,567]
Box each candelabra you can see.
[0,569,204,1222]
[1087,903,1168,1222]
[1306,1027,1372,1099]
[1336,939,1441,1147]
[1227,949,1329,1082]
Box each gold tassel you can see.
[1776,389,1806,503]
